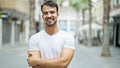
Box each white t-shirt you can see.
[28,30,75,59]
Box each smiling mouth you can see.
[45,20,56,26]
[47,18,53,21]
[47,19,54,23]
[48,20,54,24]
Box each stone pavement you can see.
[0,43,29,68]
[69,44,120,68]
[0,43,120,68]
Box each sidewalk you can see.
[0,43,29,68]
[0,43,120,68]
[69,44,120,68]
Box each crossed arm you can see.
[27,48,74,68]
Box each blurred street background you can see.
[0,42,120,68]
[0,0,120,68]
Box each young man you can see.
[27,0,75,68]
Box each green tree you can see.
[70,0,88,31]
[70,0,88,26]
[29,0,36,36]
[87,0,92,46]
[101,0,111,57]
[70,0,93,46]
[54,0,64,6]
[70,0,81,35]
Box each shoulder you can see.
[29,30,45,41]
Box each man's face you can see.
[42,5,59,26]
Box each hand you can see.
[27,52,40,66]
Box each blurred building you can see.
[0,0,30,47]
[57,0,83,36]
[110,0,120,47]
[58,6,77,36]
[95,0,120,47]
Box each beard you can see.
[45,21,56,27]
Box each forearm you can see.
[28,48,74,68]
[37,57,68,68]
[32,65,45,68]
[36,48,74,68]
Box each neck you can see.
[45,25,59,35]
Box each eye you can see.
[42,12,48,15]
[50,11,55,14]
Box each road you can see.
[0,43,120,68]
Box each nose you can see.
[47,13,52,18]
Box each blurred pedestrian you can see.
[27,0,75,68]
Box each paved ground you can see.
[69,44,120,68]
[0,43,29,68]
[0,43,120,68]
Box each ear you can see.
[57,12,59,16]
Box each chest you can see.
[38,36,65,58]
[40,37,64,49]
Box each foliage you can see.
[54,0,64,6]
[69,0,89,11]
[54,0,64,3]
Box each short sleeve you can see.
[63,34,75,50]
[28,36,39,51]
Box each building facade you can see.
[110,0,120,47]
[0,0,30,47]
[58,7,78,36]
[94,0,120,47]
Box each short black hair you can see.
[41,0,58,12]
